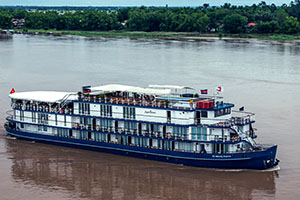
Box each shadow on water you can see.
[4,138,277,200]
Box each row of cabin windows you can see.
[173,126,188,138]
[212,143,229,154]
[199,109,231,119]
[57,128,69,137]
[78,118,139,132]
[19,124,227,153]
[28,112,66,126]
[17,112,209,140]
[191,127,207,140]
[14,110,66,126]
[78,103,90,115]
[18,111,50,125]
[124,121,137,130]
[16,108,213,134]
[78,102,137,120]
[145,124,160,133]
[100,119,112,128]
[17,123,47,132]
[76,117,181,135]
[15,103,229,125]
[76,118,208,141]
[78,103,123,119]
[70,131,196,152]
[100,104,112,117]
[79,118,113,129]
[123,107,136,119]
[38,125,48,132]
[76,103,210,122]
[215,108,231,117]
[18,122,211,148]
[37,113,48,124]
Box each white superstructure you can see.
[7,84,256,154]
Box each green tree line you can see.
[1,1,300,34]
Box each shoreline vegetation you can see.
[20,29,300,41]
[1,1,300,41]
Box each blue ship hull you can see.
[5,127,277,170]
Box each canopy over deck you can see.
[91,84,171,95]
[9,91,76,103]
[148,84,194,90]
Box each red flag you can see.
[216,86,223,93]
[201,89,208,94]
[10,88,15,94]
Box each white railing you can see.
[232,110,255,125]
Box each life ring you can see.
[218,122,224,126]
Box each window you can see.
[38,113,48,124]
[215,108,231,117]
[20,111,24,121]
[57,128,68,137]
[100,104,112,117]
[32,112,36,122]
[191,127,207,141]
[85,103,90,115]
[79,103,82,114]
[100,119,113,130]
[153,124,159,132]
[38,125,48,132]
[124,121,137,132]
[201,111,208,118]
[123,106,135,119]
[57,128,61,136]
[123,107,127,118]
[79,103,90,115]
[173,126,187,138]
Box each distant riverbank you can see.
[17,29,300,42]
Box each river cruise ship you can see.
[5,84,279,170]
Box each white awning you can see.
[149,84,194,90]
[9,91,76,103]
[91,84,171,95]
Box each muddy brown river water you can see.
[0,35,300,199]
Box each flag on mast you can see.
[201,89,208,94]
[216,86,223,93]
[10,88,15,94]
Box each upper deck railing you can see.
[76,94,232,111]
[10,89,233,114]
[77,95,195,110]
[232,110,255,125]
[210,110,255,127]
